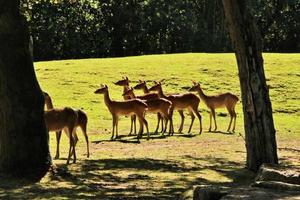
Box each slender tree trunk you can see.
[0,0,51,179]
[222,0,278,171]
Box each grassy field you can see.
[0,53,299,199]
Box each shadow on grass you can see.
[0,156,258,200]
[205,130,235,135]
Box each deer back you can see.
[44,107,77,132]
[167,93,200,109]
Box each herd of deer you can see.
[43,77,239,165]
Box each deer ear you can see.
[139,79,142,83]
[126,76,128,80]
[159,81,161,85]
[154,80,157,84]
[105,84,108,88]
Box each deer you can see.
[44,103,77,164]
[133,80,152,94]
[189,81,239,132]
[123,87,172,134]
[94,84,149,141]
[149,81,202,135]
[132,79,166,133]
[44,92,89,159]
[114,77,136,135]
[114,77,164,133]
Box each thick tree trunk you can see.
[0,0,51,179]
[222,0,278,171]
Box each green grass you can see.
[1,53,299,199]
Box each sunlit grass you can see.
[0,53,299,199]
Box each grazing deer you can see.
[94,84,149,141]
[189,81,239,132]
[133,80,165,133]
[44,92,89,159]
[114,77,136,135]
[123,87,172,134]
[149,82,202,135]
[44,106,77,164]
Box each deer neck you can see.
[130,91,136,99]
[45,98,54,110]
[157,87,167,98]
[197,87,208,101]
[123,85,130,93]
[103,90,112,106]
[143,85,150,94]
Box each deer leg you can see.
[137,112,149,140]
[66,128,75,165]
[169,107,175,135]
[163,113,169,134]
[188,110,195,133]
[154,113,161,133]
[80,124,89,158]
[211,109,217,132]
[232,110,237,133]
[72,130,77,164]
[71,132,78,158]
[191,106,202,134]
[227,111,233,132]
[137,117,143,138]
[129,115,133,135]
[115,116,119,139]
[111,115,116,140]
[160,113,164,133]
[209,111,212,132]
[54,131,62,159]
[178,110,185,133]
[133,115,137,135]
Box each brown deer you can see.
[189,81,239,132]
[134,80,151,94]
[133,80,165,133]
[44,92,89,159]
[114,77,136,135]
[94,84,149,141]
[149,81,202,135]
[44,106,77,164]
[123,87,172,134]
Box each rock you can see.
[221,186,300,200]
[255,164,300,185]
[252,181,300,191]
[193,185,229,200]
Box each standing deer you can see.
[44,103,78,164]
[133,80,165,133]
[123,87,172,134]
[149,81,202,135]
[189,81,239,132]
[44,92,89,159]
[94,84,149,141]
[114,77,136,135]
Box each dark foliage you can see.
[21,0,299,61]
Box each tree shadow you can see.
[2,155,300,199]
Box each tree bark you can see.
[222,0,278,171]
[0,0,51,179]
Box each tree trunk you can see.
[0,0,51,179]
[222,0,278,171]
